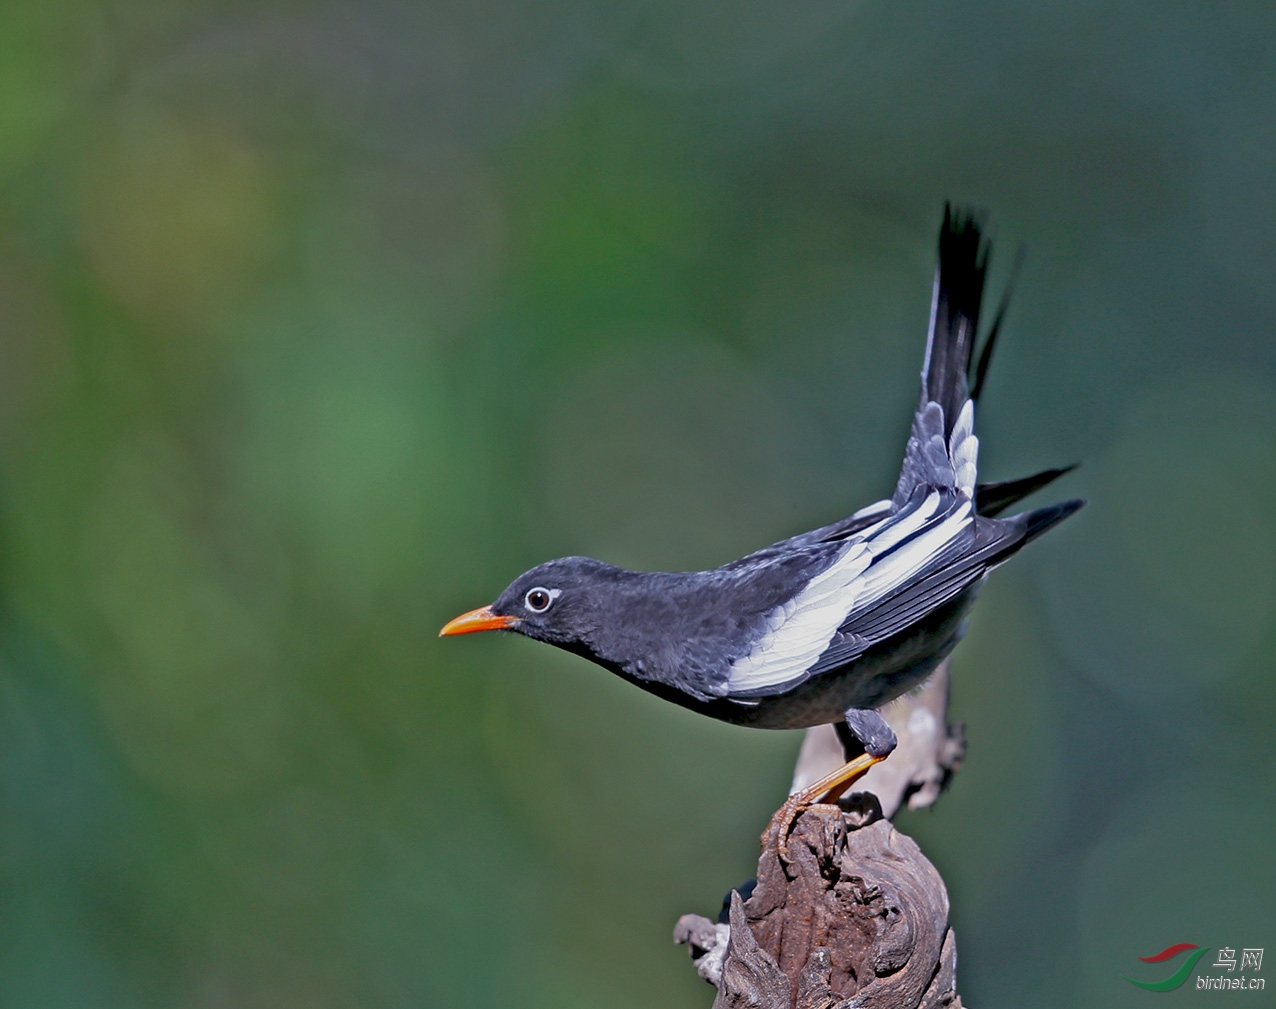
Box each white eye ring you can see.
[524,587,560,613]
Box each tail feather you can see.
[893,205,991,506]
[975,464,1078,517]
[921,205,988,439]
[969,243,1025,402]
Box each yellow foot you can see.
[764,751,885,860]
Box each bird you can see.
[441,205,1084,849]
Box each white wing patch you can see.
[849,498,893,522]
[726,540,873,694]
[726,494,973,695]
[727,396,979,695]
[861,490,940,554]
[858,498,972,602]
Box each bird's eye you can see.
[524,587,556,613]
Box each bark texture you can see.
[675,803,964,1009]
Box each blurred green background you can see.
[0,2,1273,1007]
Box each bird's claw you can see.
[767,799,842,861]
[763,751,888,861]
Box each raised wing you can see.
[726,495,1084,698]
[725,486,974,695]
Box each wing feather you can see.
[725,492,973,696]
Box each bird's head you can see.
[439,556,622,648]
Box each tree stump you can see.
[676,662,967,1007]
[675,801,964,1009]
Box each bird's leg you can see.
[765,708,897,859]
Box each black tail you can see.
[893,205,995,506]
[975,464,1078,517]
[920,204,989,441]
[969,243,1025,402]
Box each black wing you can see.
[721,500,894,571]
[801,500,1084,678]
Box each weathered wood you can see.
[676,802,964,1009]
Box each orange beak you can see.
[439,605,519,637]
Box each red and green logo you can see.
[1124,943,1210,991]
